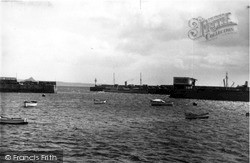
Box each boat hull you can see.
[150,99,174,106]
[104,89,148,94]
[170,88,249,102]
[94,99,107,104]
[94,101,106,104]
[185,113,209,120]
[24,103,37,107]
[24,101,38,107]
[151,103,173,106]
[185,116,209,120]
[0,118,28,124]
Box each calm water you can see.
[0,86,249,162]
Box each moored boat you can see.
[0,116,28,124]
[185,112,209,119]
[94,99,107,104]
[193,102,198,106]
[170,75,249,102]
[150,99,174,106]
[24,101,38,107]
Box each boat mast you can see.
[94,78,97,86]
[140,72,142,86]
[113,73,115,85]
[226,72,228,88]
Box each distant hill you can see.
[22,77,36,82]
[56,81,94,87]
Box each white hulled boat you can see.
[150,99,174,106]
[24,101,37,107]
[94,99,107,104]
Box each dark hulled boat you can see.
[0,116,28,125]
[185,112,209,120]
[170,76,249,102]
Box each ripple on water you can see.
[0,87,249,162]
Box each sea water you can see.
[0,87,249,162]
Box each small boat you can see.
[94,99,107,104]
[193,102,198,106]
[185,112,209,120]
[150,99,174,106]
[24,101,38,107]
[246,113,249,117]
[0,116,28,124]
[42,94,46,97]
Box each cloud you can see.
[187,43,248,68]
[188,1,249,47]
[115,10,189,56]
[1,0,249,85]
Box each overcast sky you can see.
[0,0,249,86]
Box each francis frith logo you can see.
[188,12,237,40]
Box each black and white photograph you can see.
[0,0,249,162]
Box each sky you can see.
[0,0,249,86]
